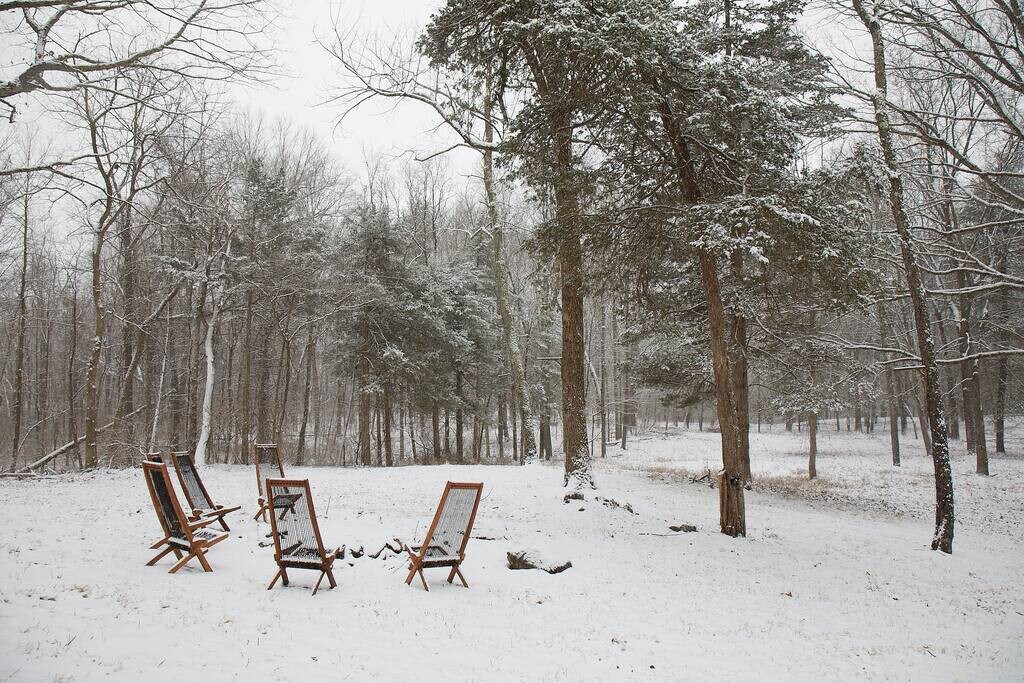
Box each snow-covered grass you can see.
[2,424,1022,681]
[617,417,1024,543]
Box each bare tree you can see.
[0,0,274,119]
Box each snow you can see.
[2,422,1022,681]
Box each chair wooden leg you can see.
[149,537,167,550]
[217,515,230,532]
[405,564,418,586]
[326,567,337,589]
[417,569,430,592]
[454,566,469,588]
[169,552,196,574]
[312,571,326,596]
[146,546,175,566]
[447,566,458,584]
[281,567,289,586]
[267,567,283,590]
[172,548,184,559]
[194,548,213,572]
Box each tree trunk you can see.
[10,185,29,471]
[83,222,107,469]
[878,303,901,466]
[241,291,253,462]
[383,384,393,467]
[854,0,954,551]
[807,409,817,480]
[600,300,608,458]
[483,71,537,464]
[296,325,315,466]
[552,126,591,487]
[67,284,81,469]
[540,413,553,460]
[357,377,371,467]
[194,274,223,467]
[455,367,464,463]
[993,248,1009,454]
[432,399,441,463]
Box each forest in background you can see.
[0,0,1021,554]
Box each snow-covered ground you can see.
[2,423,1022,681]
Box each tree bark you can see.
[194,269,224,466]
[878,303,901,466]
[855,0,954,552]
[296,325,315,466]
[551,123,592,486]
[482,70,538,464]
[10,183,29,471]
[431,399,441,463]
[357,375,372,467]
[240,290,253,462]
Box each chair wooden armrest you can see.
[187,517,219,531]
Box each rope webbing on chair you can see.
[268,481,322,564]
[176,455,213,509]
[426,487,477,559]
[146,467,185,541]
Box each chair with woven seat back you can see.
[265,478,340,596]
[170,451,241,531]
[253,443,286,522]
[142,461,228,573]
[404,481,483,591]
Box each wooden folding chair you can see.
[170,451,241,531]
[253,443,286,522]
[141,461,228,574]
[404,482,483,591]
[265,478,340,596]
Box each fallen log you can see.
[507,550,572,574]
[16,406,145,473]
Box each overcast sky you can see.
[238,0,478,181]
[239,0,868,180]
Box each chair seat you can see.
[168,527,225,549]
[279,545,338,568]
[411,544,460,563]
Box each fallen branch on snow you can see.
[16,405,145,473]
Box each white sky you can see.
[0,0,869,209]
[237,0,478,180]
[240,0,868,180]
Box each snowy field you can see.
[2,425,1023,681]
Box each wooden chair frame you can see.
[265,478,339,596]
[252,443,286,522]
[404,481,483,592]
[142,461,228,574]
[170,451,241,531]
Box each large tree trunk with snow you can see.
[194,284,222,466]
[552,124,592,488]
[699,251,750,536]
[854,0,954,552]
